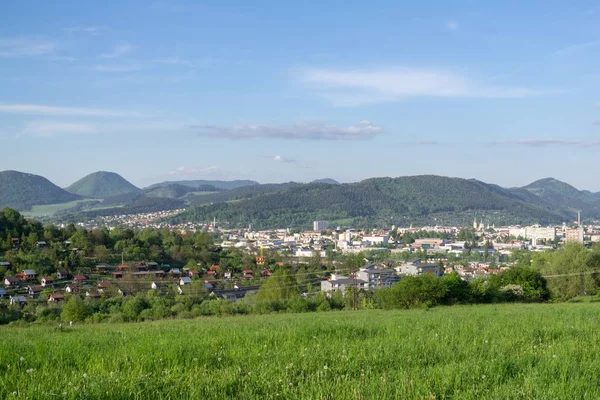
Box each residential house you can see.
[96,281,112,293]
[41,276,54,287]
[47,293,64,303]
[112,271,123,279]
[56,270,69,280]
[223,270,232,279]
[320,274,368,294]
[188,270,200,278]
[4,276,19,287]
[9,295,26,307]
[151,281,165,290]
[73,274,86,283]
[0,261,11,269]
[65,285,75,293]
[35,241,47,249]
[395,259,442,276]
[27,285,44,298]
[356,264,400,289]
[242,269,254,279]
[210,286,260,302]
[19,269,37,281]
[179,277,191,286]
[169,268,182,277]
[86,289,102,298]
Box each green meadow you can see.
[2,303,600,399]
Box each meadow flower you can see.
[83,373,88,378]
[12,391,17,396]
[26,368,34,374]
[19,357,25,362]
[218,357,222,362]
[552,354,557,359]
[289,382,293,388]
[323,365,328,370]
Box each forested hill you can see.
[169,175,572,229]
[66,171,141,198]
[0,171,81,210]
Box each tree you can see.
[61,297,91,322]
[256,269,299,303]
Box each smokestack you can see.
[578,211,581,226]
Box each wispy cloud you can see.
[446,21,459,31]
[0,37,57,57]
[273,155,296,163]
[0,104,141,117]
[553,40,600,56]
[496,138,600,147]
[62,26,105,34]
[20,121,98,137]
[302,67,536,106]
[167,165,218,176]
[100,43,132,59]
[152,57,193,66]
[190,120,383,140]
[93,64,142,72]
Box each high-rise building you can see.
[565,226,584,244]
[313,220,329,231]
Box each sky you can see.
[1,1,599,189]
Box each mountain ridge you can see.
[66,171,141,198]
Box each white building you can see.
[313,221,329,231]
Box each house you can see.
[20,269,37,281]
[95,264,115,273]
[395,259,442,277]
[151,281,165,290]
[224,270,232,279]
[320,274,368,295]
[41,276,54,287]
[147,262,159,269]
[261,269,272,278]
[210,286,260,302]
[117,288,132,297]
[0,261,12,269]
[56,270,69,280]
[35,241,47,249]
[9,296,26,307]
[4,276,19,287]
[112,271,123,279]
[179,277,191,286]
[73,274,86,283]
[242,269,254,279]
[65,285,75,293]
[188,270,200,278]
[47,293,64,303]
[86,289,102,298]
[169,268,182,277]
[356,264,400,289]
[96,281,112,292]
[27,285,44,298]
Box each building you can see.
[356,264,400,289]
[413,238,446,248]
[565,226,584,244]
[320,274,368,294]
[313,221,329,231]
[395,259,442,276]
[362,235,390,245]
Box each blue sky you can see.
[1,1,599,189]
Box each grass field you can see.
[2,303,600,399]
[21,200,100,217]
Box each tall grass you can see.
[1,303,600,399]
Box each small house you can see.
[65,285,75,293]
[47,293,64,303]
[151,281,165,290]
[20,269,37,281]
[179,277,191,286]
[0,261,11,269]
[73,274,86,283]
[35,241,47,249]
[9,296,26,307]
[169,268,182,277]
[27,285,44,298]
[112,271,123,279]
[41,276,54,287]
[224,270,232,279]
[242,269,254,279]
[96,281,112,292]
[4,276,19,287]
[56,269,69,280]
[86,289,101,298]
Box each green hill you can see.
[66,171,141,198]
[143,183,221,199]
[145,179,258,191]
[171,175,571,229]
[0,170,81,211]
[521,178,600,217]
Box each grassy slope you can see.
[21,199,101,217]
[2,303,600,398]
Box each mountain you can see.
[186,182,303,206]
[0,170,81,210]
[66,172,141,198]
[312,178,340,184]
[521,178,600,217]
[145,179,258,191]
[170,175,572,229]
[143,183,222,199]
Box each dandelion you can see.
[323,365,328,370]
[192,358,198,362]
[288,382,293,388]
[83,373,88,378]
[26,368,34,374]
[62,393,68,397]
[484,340,488,344]
[482,375,486,380]
[12,392,17,396]
[19,357,25,362]
[553,354,557,359]
[218,357,222,362]
[248,371,252,376]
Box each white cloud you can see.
[167,165,219,176]
[553,40,600,56]
[446,21,459,31]
[0,104,141,117]
[152,57,193,66]
[0,37,57,57]
[63,26,104,34]
[302,67,536,106]
[100,43,132,59]
[93,64,142,72]
[273,155,296,163]
[20,121,98,137]
[496,138,600,147]
[190,120,383,140]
